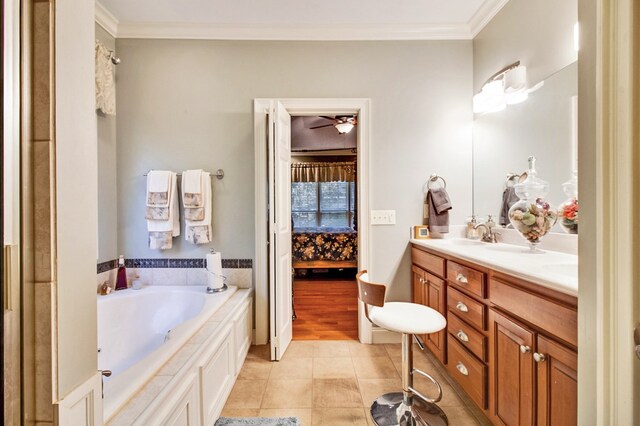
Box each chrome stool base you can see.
[370,392,448,426]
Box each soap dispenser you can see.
[466,216,481,239]
[115,255,128,291]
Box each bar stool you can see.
[356,270,448,426]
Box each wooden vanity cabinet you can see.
[411,243,578,425]
[411,251,447,363]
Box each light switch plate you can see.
[371,210,396,225]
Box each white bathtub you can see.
[98,285,237,419]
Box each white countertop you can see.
[411,238,578,297]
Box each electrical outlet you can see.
[370,210,396,225]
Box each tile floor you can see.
[221,340,491,425]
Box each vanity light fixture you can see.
[473,61,530,114]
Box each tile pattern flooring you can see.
[221,341,490,425]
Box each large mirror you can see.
[472,61,577,230]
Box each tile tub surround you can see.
[96,258,253,290]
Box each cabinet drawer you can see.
[490,278,577,347]
[411,247,445,278]
[447,286,486,331]
[447,261,486,298]
[446,334,487,409]
[448,312,487,362]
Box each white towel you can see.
[147,172,180,250]
[185,171,212,245]
[182,169,203,208]
[146,170,171,207]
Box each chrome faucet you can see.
[473,216,500,243]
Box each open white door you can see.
[268,101,293,361]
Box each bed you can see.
[292,227,358,269]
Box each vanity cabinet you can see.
[411,248,447,363]
[410,243,577,425]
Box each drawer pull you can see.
[456,362,469,376]
[456,330,469,342]
[455,301,469,313]
[533,352,546,363]
[456,273,468,284]
[520,345,531,354]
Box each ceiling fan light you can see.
[335,122,355,134]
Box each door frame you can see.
[578,0,639,423]
[254,98,372,345]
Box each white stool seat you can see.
[369,302,446,335]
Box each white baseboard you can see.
[56,372,103,426]
[371,328,401,344]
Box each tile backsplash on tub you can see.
[96,258,253,290]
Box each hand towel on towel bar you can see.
[427,187,452,234]
[146,171,180,250]
[182,169,204,208]
[146,170,171,210]
[184,171,212,244]
[182,169,205,220]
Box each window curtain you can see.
[291,161,355,183]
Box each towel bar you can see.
[144,169,224,180]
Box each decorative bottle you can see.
[508,156,558,252]
[115,255,128,290]
[558,172,578,234]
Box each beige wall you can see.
[96,24,118,262]
[473,0,578,92]
[115,39,473,300]
[55,0,98,398]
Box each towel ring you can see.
[425,174,447,192]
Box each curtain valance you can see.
[291,162,355,182]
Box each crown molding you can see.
[97,0,510,40]
[95,1,119,38]
[116,22,473,40]
[468,0,511,37]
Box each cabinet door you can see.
[412,266,425,306]
[490,310,535,426]
[536,336,577,426]
[424,272,446,363]
[161,374,201,426]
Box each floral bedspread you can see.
[292,228,358,262]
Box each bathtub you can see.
[98,285,237,419]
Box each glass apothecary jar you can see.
[558,172,578,234]
[508,156,558,252]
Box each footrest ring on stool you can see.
[411,368,443,403]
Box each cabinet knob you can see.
[456,273,468,284]
[520,345,531,354]
[533,352,546,362]
[455,301,469,313]
[456,362,469,376]
[419,277,424,283]
[456,330,469,342]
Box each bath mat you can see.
[215,417,300,426]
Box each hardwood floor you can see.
[292,278,359,340]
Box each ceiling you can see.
[96,0,509,40]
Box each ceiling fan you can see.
[309,115,358,134]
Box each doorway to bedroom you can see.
[290,116,359,340]
[254,98,371,361]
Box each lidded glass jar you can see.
[508,156,558,251]
[558,172,578,234]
